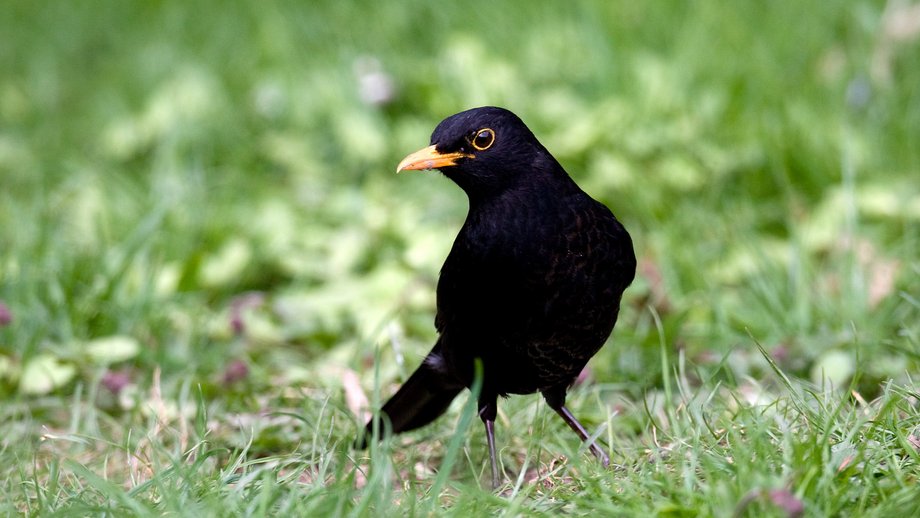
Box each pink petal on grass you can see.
[101,370,133,394]
[0,301,11,326]
[221,359,249,385]
[768,489,804,518]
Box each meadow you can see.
[1,1,919,515]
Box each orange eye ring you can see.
[471,128,495,151]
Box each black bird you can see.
[359,107,636,487]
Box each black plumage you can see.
[359,107,636,487]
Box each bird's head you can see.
[396,107,558,197]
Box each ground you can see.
[1,1,919,516]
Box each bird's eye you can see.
[471,128,495,151]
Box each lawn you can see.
[2,1,919,516]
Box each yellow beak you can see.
[396,145,471,173]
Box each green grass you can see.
[2,0,919,515]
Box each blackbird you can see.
[359,106,636,487]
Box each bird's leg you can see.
[484,419,500,488]
[543,388,610,467]
[554,404,609,467]
[479,400,501,489]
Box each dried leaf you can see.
[873,1,920,83]
[883,1,920,42]
[837,455,855,472]
[639,257,671,313]
[343,368,370,423]
[907,435,920,452]
[854,241,901,308]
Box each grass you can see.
[2,0,919,515]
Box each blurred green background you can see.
[1,0,919,511]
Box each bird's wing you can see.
[434,192,634,390]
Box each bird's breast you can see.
[438,193,628,329]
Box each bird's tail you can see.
[356,354,463,449]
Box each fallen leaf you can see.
[873,0,920,83]
[19,354,76,395]
[810,350,854,387]
[907,435,920,452]
[868,260,899,307]
[848,238,901,308]
[0,355,14,381]
[639,257,671,313]
[86,335,141,364]
[343,368,370,423]
[199,238,252,288]
[883,1,920,42]
[837,455,855,472]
